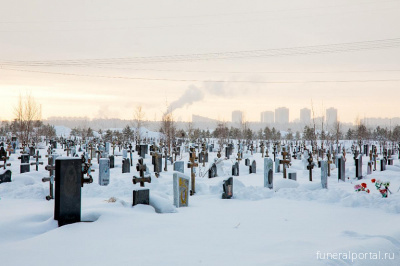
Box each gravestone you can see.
[355,154,362,179]
[18,154,30,173]
[321,161,328,189]
[0,169,12,184]
[245,158,250,166]
[139,145,148,158]
[122,149,128,158]
[275,158,280,173]
[132,189,150,206]
[29,146,35,157]
[174,161,185,174]
[154,156,162,174]
[199,152,208,164]
[380,159,386,171]
[388,157,394,165]
[109,155,115,168]
[105,142,110,153]
[98,158,110,186]
[288,172,297,181]
[225,146,232,159]
[222,177,233,199]
[173,172,190,207]
[54,158,93,227]
[232,162,239,176]
[338,156,345,182]
[122,158,130,173]
[264,158,273,189]
[367,161,372,175]
[208,163,217,178]
[249,160,256,174]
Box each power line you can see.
[1,37,399,66]
[2,67,400,84]
[0,0,398,24]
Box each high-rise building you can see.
[275,107,289,124]
[260,111,274,123]
[300,108,311,125]
[326,107,338,126]
[232,110,243,124]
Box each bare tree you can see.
[133,105,146,144]
[13,92,41,143]
[160,109,176,156]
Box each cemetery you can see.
[1,1,400,264]
[1,126,400,265]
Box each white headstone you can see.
[264,158,273,189]
[99,158,110,186]
[173,172,190,207]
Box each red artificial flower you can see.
[371,179,376,183]
[367,189,370,193]
[361,183,367,188]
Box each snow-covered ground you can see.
[1,145,400,265]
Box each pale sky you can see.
[1,0,400,124]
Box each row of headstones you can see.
[50,157,193,226]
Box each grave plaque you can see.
[288,172,297,181]
[222,177,233,199]
[109,155,115,168]
[173,172,189,207]
[275,158,280,173]
[264,158,273,189]
[99,158,110,186]
[208,163,217,178]
[174,161,185,174]
[122,158,130,173]
[321,161,328,189]
[355,154,362,179]
[0,169,12,184]
[338,156,345,182]
[249,160,256,174]
[380,159,386,171]
[132,189,150,206]
[54,158,82,226]
[19,154,30,173]
[232,162,239,176]
[29,146,35,157]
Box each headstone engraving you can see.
[173,172,190,207]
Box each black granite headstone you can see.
[249,160,256,174]
[109,155,115,168]
[245,158,250,166]
[232,162,239,176]
[54,158,82,227]
[222,177,233,199]
[154,157,162,173]
[132,189,150,206]
[122,158,130,173]
[0,169,12,184]
[29,147,35,157]
[19,154,30,173]
[208,163,217,178]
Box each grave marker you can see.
[99,158,110,186]
[173,172,190,207]
[222,177,233,199]
[264,158,273,189]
